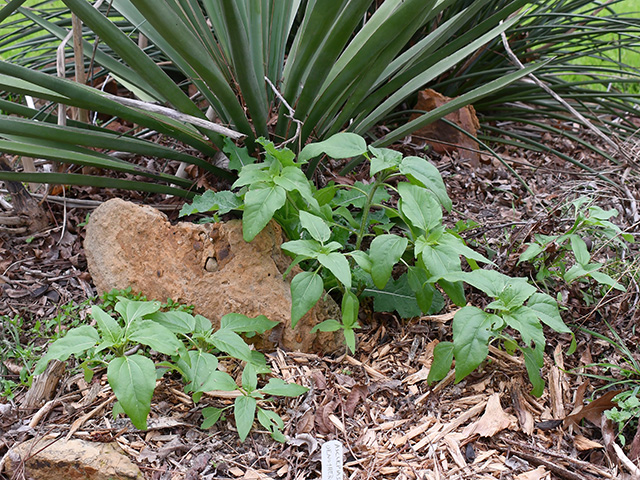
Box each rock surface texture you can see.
[6,435,144,480]
[84,198,341,353]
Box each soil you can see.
[1,122,639,480]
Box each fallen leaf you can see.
[462,393,516,438]
[345,384,368,416]
[296,409,315,435]
[514,466,549,480]
[574,434,603,451]
[564,390,621,428]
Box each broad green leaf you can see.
[369,234,408,289]
[399,157,451,211]
[518,243,544,264]
[234,395,257,442]
[34,326,99,375]
[569,235,590,266]
[310,319,342,333]
[527,293,571,334]
[341,290,359,328]
[407,265,437,314]
[242,363,258,392]
[115,299,162,325]
[397,182,442,232]
[317,252,352,289]
[275,166,319,209]
[201,407,224,429]
[427,341,454,384]
[437,233,492,265]
[564,262,601,283]
[452,307,499,382]
[368,146,402,176]
[179,190,242,217]
[343,327,357,354]
[298,132,367,163]
[194,315,213,335]
[332,182,390,209]
[91,306,122,344]
[299,211,331,243]
[350,251,372,273]
[107,355,156,430]
[361,273,442,318]
[224,137,255,171]
[281,239,323,258]
[220,313,279,334]
[502,307,545,349]
[210,329,253,363]
[128,321,183,356]
[437,270,535,302]
[146,311,196,334]
[243,185,287,242]
[260,378,309,397]
[180,351,219,393]
[290,272,324,328]
[259,139,297,166]
[589,271,625,291]
[257,408,287,443]
[522,345,545,397]
[199,370,239,393]
[232,164,273,189]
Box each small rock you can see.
[84,199,341,353]
[6,435,143,480]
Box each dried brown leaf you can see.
[345,384,368,417]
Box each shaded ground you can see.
[0,122,639,479]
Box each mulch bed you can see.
[1,122,639,479]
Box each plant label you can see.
[321,440,343,480]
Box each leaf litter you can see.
[0,119,639,479]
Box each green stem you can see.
[354,175,387,251]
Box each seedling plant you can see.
[35,297,307,442]
[182,133,574,395]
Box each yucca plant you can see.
[0,0,545,196]
[0,0,638,199]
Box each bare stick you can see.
[500,27,637,168]
[264,75,303,149]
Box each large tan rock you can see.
[84,198,341,353]
[6,435,143,480]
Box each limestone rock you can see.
[6,435,143,480]
[410,88,481,166]
[84,198,341,353]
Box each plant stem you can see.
[354,176,387,251]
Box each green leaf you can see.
[107,354,156,430]
[234,395,257,442]
[224,137,255,171]
[257,408,287,443]
[343,327,357,354]
[128,321,183,356]
[527,293,571,334]
[299,211,331,243]
[275,166,319,209]
[518,243,544,264]
[260,378,309,397]
[341,290,359,328]
[220,313,279,334]
[362,273,427,318]
[91,306,122,345]
[242,185,287,242]
[179,190,242,217]
[522,345,545,397]
[317,252,351,289]
[201,407,224,429]
[115,299,162,325]
[452,307,500,382]
[180,351,225,393]
[369,234,408,289]
[242,363,258,392]
[407,265,440,314]
[437,270,535,302]
[399,156,451,211]
[350,251,372,273]
[427,341,454,384]
[502,307,545,349]
[368,146,402,176]
[397,182,442,232]
[146,311,196,334]
[332,182,390,209]
[437,233,492,266]
[34,326,99,375]
[569,235,590,266]
[310,319,343,333]
[563,262,601,283]
[194,315,213,335]
[281,239,323,258]
[298,132,367,163]
[210,329,254,363]
[290,272,324,328]
[589,271,625,291]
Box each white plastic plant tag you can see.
[321,440,343,480]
